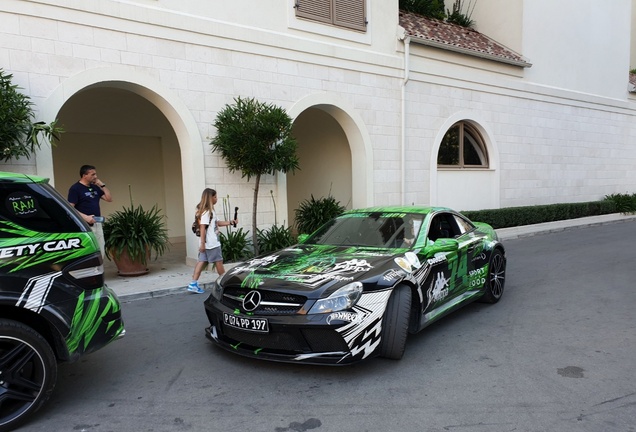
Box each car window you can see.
[307,212,425,248]
[0,182,86,236]
[453,214,475,234]
[427,213,464,241]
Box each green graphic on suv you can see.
[0,172,125,432]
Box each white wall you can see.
[469,0,524,54]
[632,0,636,69]
[522,0,632,99]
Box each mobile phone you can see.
[94,216,105,223]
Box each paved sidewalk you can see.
[107,213,636,302]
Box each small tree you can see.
[0,69,63,161]
[210,97,299,256]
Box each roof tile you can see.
[399,10,531,67]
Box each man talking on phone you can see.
[68,164,112,257]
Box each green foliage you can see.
[210,96,299,256]
[220,228,253,262]
[210,96,299,181]
[295,194,346,235]
[104,202,170,266]
[604,193,636,214]
[0,68,64,161]
[257,224,295,255]
[461,201,618,230]
[446,0,476,28]
[399,0,446,20]
[630,68,636,75]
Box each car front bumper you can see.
[204,293,389,365]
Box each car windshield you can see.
[306,212,425,248]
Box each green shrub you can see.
[257,224,295,255]
[604,193,636,214]
[461,200,618,229]
[446,0,475,28]
[0,68,64,161]
[294,194,346,235]
[220,228,253,262]
[399,0,446,20]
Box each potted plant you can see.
[103,191,170,276]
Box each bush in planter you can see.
[103,201,169,267]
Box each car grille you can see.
[220,324,349,353]
[221,286,307,315]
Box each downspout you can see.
[400,31,411,205]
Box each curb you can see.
[496,213,636,240]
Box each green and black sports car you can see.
[204,206,506,365]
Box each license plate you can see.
[223,313,269,333]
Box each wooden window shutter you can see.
[295,0,367,32]
[295,0,333,25]
[333,0,366,31]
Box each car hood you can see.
[222,244,407,297]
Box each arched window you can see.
[437,122,488,168]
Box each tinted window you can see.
[307,212,424,248]
[0,182,86,236]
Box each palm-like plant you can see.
[0,68,63,161]
[103,191,169,266]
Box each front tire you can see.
[379,284,412,360]
[0,319,57,432]
[480,249,506,304]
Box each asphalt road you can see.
[23,222,636,432]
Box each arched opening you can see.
[283,94,374,229]
[53,87,184,242]
[287,107,352,227]
[36,67,205,264]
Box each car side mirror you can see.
[427,238,459,254]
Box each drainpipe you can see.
[400,32,410,206]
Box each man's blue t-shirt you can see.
[68,182,105,216]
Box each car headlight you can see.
[308,282,363,314]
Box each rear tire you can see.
[0,319,57,432]
[379,284,412,360]
[480,249,506,304]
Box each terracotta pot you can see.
[111,247,150,277]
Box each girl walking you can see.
[187,188,237,293]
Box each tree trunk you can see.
[252,173,260,256]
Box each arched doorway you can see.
[283,94,374,228]
[52,87,183,239]
[287,107,353,226]
[36,67,205,263]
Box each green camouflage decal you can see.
[66,288,123,354]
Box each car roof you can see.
[343,206,452,216]
[0,171,48,184]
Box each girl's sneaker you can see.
[187,282,204,294]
